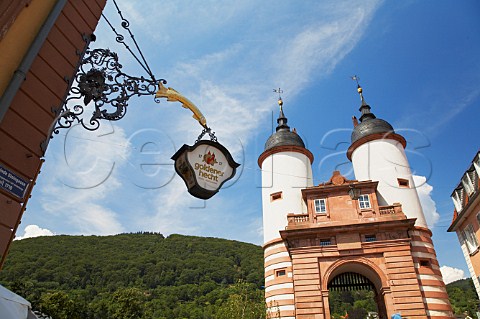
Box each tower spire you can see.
[273,88,289,131]
[351,75,376,122]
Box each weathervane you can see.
[273,87,284,108]
[351,75,361,87]
[351,75,366,104]
[273,87,283,99]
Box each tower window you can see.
[314,199,327,214]
[358,194,371,209]
[419,259,431,267]
[397,178,410,188]
[276,269,286,277]
[461,224,479,254]
[270,191,282,202]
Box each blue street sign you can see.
[0,164,29,199]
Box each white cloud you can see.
[15,225,54,240]
[38,123,130,235]
[67,203,124,235]
[141,178,201,235]
[440,265,465,284]
[413,175,440,228]
[430,87,480,133]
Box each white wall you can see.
[261,151,313,244]
[351,139,427,228]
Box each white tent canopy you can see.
[0,284,39,319]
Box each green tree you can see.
[39,291,79,319]
[216,281,266,319]
[108,287,146,319]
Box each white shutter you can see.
[463,224,479,254]
[462,174,474,196]
[452,191,462,212]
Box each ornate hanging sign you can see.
[172,140,240,200]
[155,82,240,199]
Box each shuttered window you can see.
[462,224,479,254]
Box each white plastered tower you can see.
[347,84,427,228]
[346,83,453,318]
[259,97,314,244]
[258,97,313,319]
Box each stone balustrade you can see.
[379,203,402,215]
[287,203,403,227]
[287,213,309,224]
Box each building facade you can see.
[259,89,453,318]
[0,0,106,268]
[448,151,480,297]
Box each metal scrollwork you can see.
[195,127,218,143]
[44,48,164,146]
[41,0,211,155]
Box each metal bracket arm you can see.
[155,82,207,129]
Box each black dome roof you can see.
[349,85,395,144]
[265,129,305,151]
[264,100,306,151]
[351,117,394,144]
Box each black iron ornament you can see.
[41,0,162,152]
[58,48,162,129]
[41,47,164,153]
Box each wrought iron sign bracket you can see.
[41,47,165,155]
[38,0,239,200]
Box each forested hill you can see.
[0,233,265,319]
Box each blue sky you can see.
[17,1,480,283]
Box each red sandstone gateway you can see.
[259,92,453,318]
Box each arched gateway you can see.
[259,93,453,319]
[324,260,389,319]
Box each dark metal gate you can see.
[328,272,375,291]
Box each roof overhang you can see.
[301,180,379,202]
[257,145,314,167]
[448,189,480,232]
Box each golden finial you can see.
[273,88,283,107]
[351,75,366,105]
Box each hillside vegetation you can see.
[0,233,477,318]
[0,233,265,319]
[446,278,479,315]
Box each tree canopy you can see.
[0,233,264,319]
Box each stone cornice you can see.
[258,145,314,167]
[347,132,407,161]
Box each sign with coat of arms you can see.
[171,140,240,200]
[155,82,239,199]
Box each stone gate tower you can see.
[258,87,453,319]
